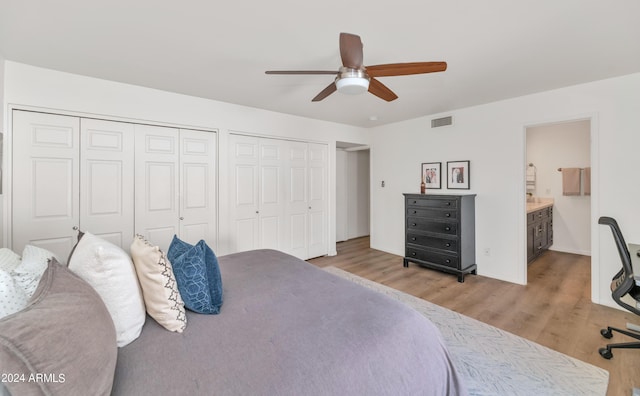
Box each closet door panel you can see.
[135,124,180,252]
[228,134,259,252]
[284,141,308,259]
[179,129,217,247]
[80,118,134,249]
[12,110,80,262]
[259,139,284,250]
[307,143,328,258]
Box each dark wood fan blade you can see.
[265,70,338,75]
[368,78,398,102]
[339,33,364,69]
[366,62,447,77]
[312,82,337,102]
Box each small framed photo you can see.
[447,160,470,189]
[421,162,441,189]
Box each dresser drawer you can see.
[407,233,457,253]
[407,217,457,236]
[405,247,458,269]
[406,197,458,209]
[406,207,457,220]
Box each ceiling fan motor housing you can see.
[335,67,370,94]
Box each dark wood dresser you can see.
[403,193,477,282]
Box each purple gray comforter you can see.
[113,249,467,395]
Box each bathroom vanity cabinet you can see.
[527,204,553,263]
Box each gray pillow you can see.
[0,258,117,396]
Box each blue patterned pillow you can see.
[167,236,223,314]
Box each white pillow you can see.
[0,269,29,318]
[0,248,22,273]
[130,235,187,333]
[68,232,146,347]
[11,245,56,299]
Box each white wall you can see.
[336,149,348,242]
[527,120,591,256]
[369,71,640,309]
[347,150,370,239]
[2,61,371,256]
[336,149,370,242]
[0,55,5,247]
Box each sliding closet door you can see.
[80,118,135,249]
[134,124,180,252]
[228,134,260,252]
[12,111,80,261]
[179,129,217,248]
[307,143,328,258]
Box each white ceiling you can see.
[1,1,639,128]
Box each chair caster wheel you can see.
[599,347,613,359]
[600,328,613,339]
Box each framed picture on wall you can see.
[447,160,470,189]
[421,162,441,189]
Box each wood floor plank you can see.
[308,237,640,396]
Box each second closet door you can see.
[135,125,216,252]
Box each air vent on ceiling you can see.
[431,116,453,128]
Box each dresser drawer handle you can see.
[445,243,451,247]
[412,223,417,227]
[445,259,451,263]
[446,202,451,206]
[413,210,417,214]
[413,200,417,204]
[412,252,416,256]
[411,237,416,241]
[445,213,451,217]
[445,226,451,231]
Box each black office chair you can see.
[597,216,640,359]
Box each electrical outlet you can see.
[483,248,491,257]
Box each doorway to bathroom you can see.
[525,119,591,282]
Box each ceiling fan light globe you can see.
[336,77,370,95]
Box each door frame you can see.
[520,113,599,301]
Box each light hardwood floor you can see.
[308,237,640,396]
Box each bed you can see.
[112,249,467,395]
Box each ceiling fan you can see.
[265,32,447,102]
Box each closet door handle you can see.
[72,226,79,231]
[179,217,184,220]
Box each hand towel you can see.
[583,167,591,196]
[562,168,581,196]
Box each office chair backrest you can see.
[598,216,639,315]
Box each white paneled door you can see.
[135,125,217,253]
[80,118,135,248]
[306,143,328,258]
[228,134,260,252]
[230,134,328,260]
[12,111,80,262]
[12,110,217,260]
[134,124,180,253]
[179,129,217,247]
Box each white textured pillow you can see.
[0,269,29,318]
[11,245,56,299]
[0,248,21,272]
[130,235,187,333]
[68,232,146,347]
